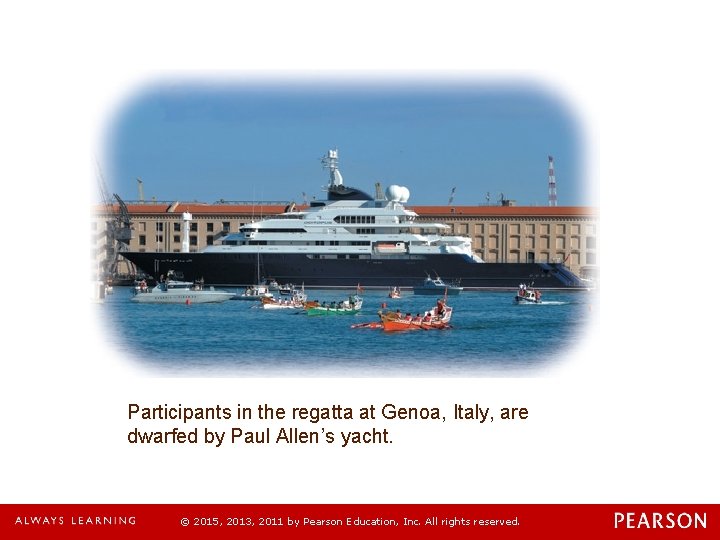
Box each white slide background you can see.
[1,1,718,505]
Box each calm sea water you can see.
[98,286,594,377]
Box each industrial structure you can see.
[548,155,557,207]
[94,168,133,282]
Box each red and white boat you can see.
[368,299,453,332]
[260,287,307,310]
[382,300,452,331]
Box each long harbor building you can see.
[93,200,597,285]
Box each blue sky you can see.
[103,80,586,207]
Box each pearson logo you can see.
[614,512,707,529]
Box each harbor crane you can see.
[96,165,133,282]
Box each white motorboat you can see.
[413,275,463,295]
[388,286,401,299]
[514,283,542,304]
[233,284,273,301]
[131,274,234,304]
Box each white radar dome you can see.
[385,185,410,203]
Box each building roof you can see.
[412,205,596,217]
[95,202,597,218]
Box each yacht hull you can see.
[131,290,234,304]
[121,252,587,290]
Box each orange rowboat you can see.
[381,308,453,332]
[351,299,453,331]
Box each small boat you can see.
[388,286,401,299]
[381,299,453,331]
[413,275,463,295]
[264,279,297,295]
[515,283,542,304]
[374,241,407,253]
[353,299,453,331]
[233,284,274,301]
[261,297,304,310]
[131,273,234,304]
[260,288,307,310]
[306,294,363,316]
[266,279,281,291]
[233,255,275,300]
[278,284,296,296]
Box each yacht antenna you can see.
[374,182,384,200]
[321,148,343,187]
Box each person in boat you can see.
[405,313,413,321]
[413,313,422,323]
[422,312,432,323]
[382,309,400,321]
[437,300,445,316]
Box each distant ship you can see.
[121,150,586,289]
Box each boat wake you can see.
[516,300,568,306]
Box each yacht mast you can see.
[321,148,343,187]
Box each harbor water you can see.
[98,287,594,377]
